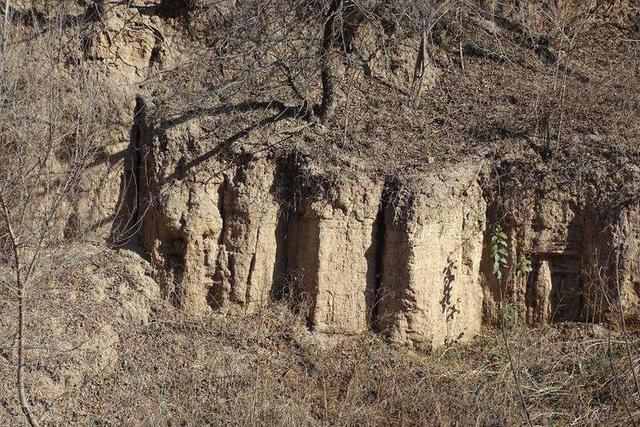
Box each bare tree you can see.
[0,3,107,424]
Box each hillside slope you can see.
[1,1,640,424]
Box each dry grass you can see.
[140,0,640,213]
[1,248,640,425]
[79,319,640,425]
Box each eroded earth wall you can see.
[377,170,486,349]
[139,116,640,349]
[25,1,640,348]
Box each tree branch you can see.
[318,0,344,124]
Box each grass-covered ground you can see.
[2,247,640,425]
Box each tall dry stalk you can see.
[0,196,39,426]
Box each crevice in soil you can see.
[110,95,146,248]
[271,158,296,301]
[368,185,388,331]
[207,175,230,309]
[244,228,261,313]
[161,237,187,307]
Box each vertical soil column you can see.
[378,168,486,349]
[288,178,383,334]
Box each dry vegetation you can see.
[2,251,640,425]
[94,314,640,425]
[1,0,640,425]
[149,0,640,199]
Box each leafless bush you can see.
[0,3,109,424]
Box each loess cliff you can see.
[3,0,638,349]
[106,0,640,349]
[2,0,640,424]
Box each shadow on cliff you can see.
[159,101,309,185]
[108,97,147,251]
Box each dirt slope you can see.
[0,248,639,425]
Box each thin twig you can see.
[615,244,640,406]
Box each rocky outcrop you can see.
[72,3,166,237]
[606,203,640,327]
[140,117,287,315]
[141,132,493,346]
[480,193,592,326]
[138,122,640,347]
[479,189,640,330]
[141,119,224,313]
[210,160,284,314]
[37,2,637,348]
[142,175,223,313]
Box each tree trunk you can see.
[318,0,343,124]
[1,198,40,427]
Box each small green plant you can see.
[516,256,532,279]
[490,224,509,280]
[500,301,522,332]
